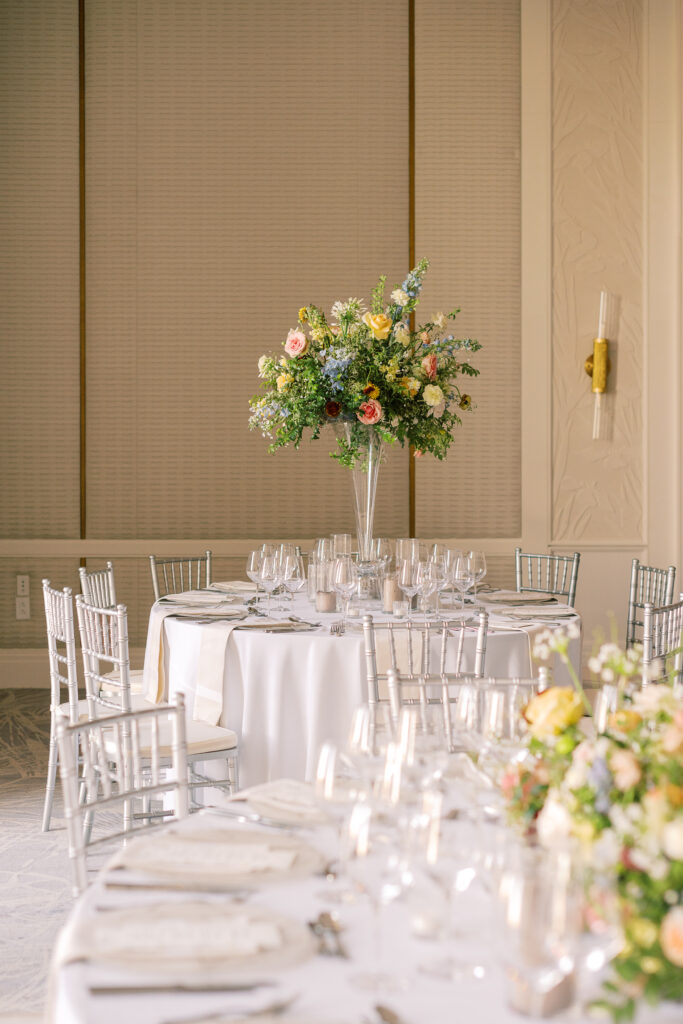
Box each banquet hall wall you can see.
[1,0,681,682]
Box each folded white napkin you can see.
[157,591,236,606]
[479,589,558,606]
[209,580,258,593]
[231,778,328,824]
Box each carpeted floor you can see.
[0,689,74,1020]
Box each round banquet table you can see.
[143,592,581,789]
[48,809,680,1024]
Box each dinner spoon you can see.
[158,991,299,1024]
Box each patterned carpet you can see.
[0,689,73,1020]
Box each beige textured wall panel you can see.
[85,0,409,541]
[414,0,521,537]
[0,1,80,539]
[552,0,643,542]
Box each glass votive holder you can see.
[331,533,352,557]
[393,599,409,619]
[316,591,337,613]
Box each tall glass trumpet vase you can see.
[334,422,383,604]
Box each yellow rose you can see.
[362,311,392,341]
[523,687,584,739]
[276,372,293,392]
[608,709,642,733]
[423,384,444,408]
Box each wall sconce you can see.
[584,290,615,440]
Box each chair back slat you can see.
[79,561,117,608]
[514,548,581,607]
[642,596,683,684]
[149,551,212,601]
[75,596,132,716]
[626,559,676,648]
[42,580,80,724]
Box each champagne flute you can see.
[332,555,357,630]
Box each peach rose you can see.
[356,399,383,426]
[421,353,437,380]
[661,907,683,967]
[284,328,309,358]
[610,748,641,791]
[662,723,683,755]
[362,312,392,341]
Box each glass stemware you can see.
[332,555,358,629]
[282,552,306,603]
[452,550,473,622]
[397,558,420,621]
[257,554,281,616]
[417,560,441,618]
[245,550,263,601]
[467,550,487,604]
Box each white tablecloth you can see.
[48,810,679,1024]
[143,593,581,789]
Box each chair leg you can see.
[41,719,59,832]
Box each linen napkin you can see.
[479,589,558,606]
[209,580,258,594]
[229,778,329,825]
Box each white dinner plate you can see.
[111,827,327,888]
[63,902,316,978]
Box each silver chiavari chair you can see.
[75,595,239,803]
[149,550,212,601]
[626,559,676,649]
[79,560,146,697]
[514,547,580,607]
[57,694,190,894]
[642,596,683,685]
[362,611,489,706]
[41,580,89,832]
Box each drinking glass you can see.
[282,553,306,603]
[257,554,281,616]
[245,550,263,601]
[396,539,425,563]
[396,704,449,790]
[397,559,420,621]
[342,801,407,991]
[347,704,395,786]
[372,538,394,574]
[467,550,487,603]
[314,537,333,562]
[416,560,440,618]
[332,555,357,629]
[451,550,473,621]
[315,742,370,903]
[497,847,582,1017]
[332,533,352,557]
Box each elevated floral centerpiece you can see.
[504,629,683,1020]
[249,259,481,560]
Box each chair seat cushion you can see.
[99,668,145,697]
[103,715,238,759]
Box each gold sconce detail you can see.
[584,338,611,394]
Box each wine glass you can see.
[347,704,395,787]
[257,554,280,616]
[397,558,420,621]
[451,550,473,621]
[332,533,352,557]
[331,555,357,629]
[314,742,370,903]
[416,561,440,618]
[245,550,263,602]
[372,538,394,574]
[282,553,306,604]
[467,550,487,603]
[342,801,407,992]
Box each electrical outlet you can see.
[16,574,29,597]
[16,596,30,620]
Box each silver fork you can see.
[329,621,345,636]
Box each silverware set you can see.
[307,910,349,959]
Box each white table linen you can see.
[48,810,679,1024]
[143,592,581,788]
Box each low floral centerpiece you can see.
[503,629,683,1020]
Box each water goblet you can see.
[246,550,263,602]
[331,555,357,630]
[282,553,306,604]
[467,550,487,603]
[451,550,473,621]
[397,559,420,621]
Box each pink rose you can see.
[356,398,383,426]
[421,353,437,380]
[284,328,309,358]
[661,907,683,967]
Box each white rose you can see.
[591,829,621,870]
[536,793,572,847]
[662,819,683,861]
[432,311,447,329]
[423,384,444,408]
[394,323,410,346]
[391,289,409,307]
